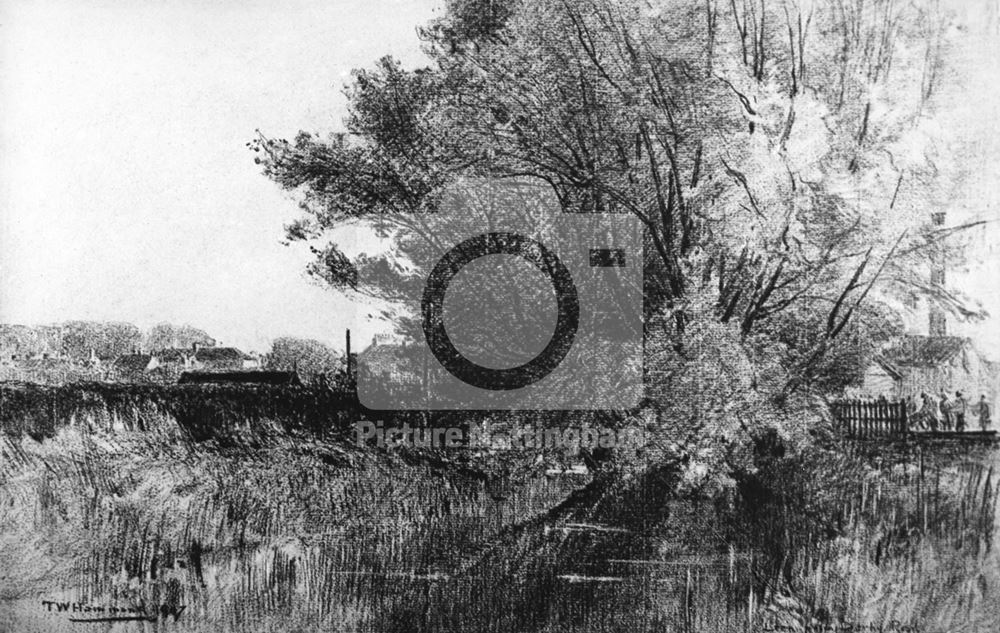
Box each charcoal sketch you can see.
[3,0,1000,631]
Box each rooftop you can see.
[882,335,971,367]
[113,354,155,372]
[158,347,252,363]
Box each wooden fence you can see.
[831,399,909,438]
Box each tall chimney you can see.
[345,329,352,380]
[929,211,947,337]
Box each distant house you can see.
[158,343,258,374]
[859,335,999,404]
[84,348,102,368]
[21,356,74,375]
[355,338,425,391]
[860,357,903,397]
[110,344,260,383]
[0,349,106,384]
[178,370,302,386]
[112,354,161,382]
[194,346,259,370]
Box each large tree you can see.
[252,0,984,468]
[244,7,995,621]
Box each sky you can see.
[2,0,1000,356]
[0,0,439,352]
[921,7,1000,357]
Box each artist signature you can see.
[41,600,185,623]
[762,623,919,633]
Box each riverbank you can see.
[1,403,997,631]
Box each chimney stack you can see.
[346,329,353,380]
[929,211,947,337]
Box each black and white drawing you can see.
[3,1,1000,631]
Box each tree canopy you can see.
[253,0,982,397]
[145,323,216,351]
[266,336,343,379]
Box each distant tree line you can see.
[0,323,344,378]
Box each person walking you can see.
[939,391,952,431]
[953,391,968,432]
[974,395,991,431]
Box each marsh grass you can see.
[0,402,586,632]
[0,388,997,632]
[777,444,1000,632]
[0,382,362,441]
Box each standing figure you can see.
[906,394,921,431]
[975,395,991,431]
[954,391,968,432]
[922,392,939,432]
[939,391,952,431]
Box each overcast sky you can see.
[2,0,1000,356]
[0,0,438,352]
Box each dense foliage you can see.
[252,0,987,484]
